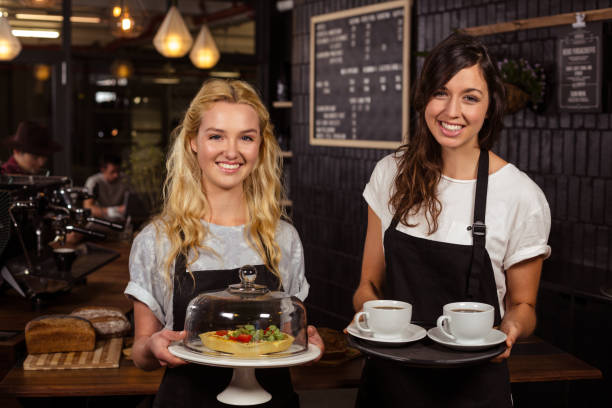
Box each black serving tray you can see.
[347,330,506,368]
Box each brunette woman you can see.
[353,33,551,407]
[126,79,322,407]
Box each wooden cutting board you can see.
[23,337,122,370]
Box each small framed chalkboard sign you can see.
[557,22,603,112]
[309,0,411,149]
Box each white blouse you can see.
[125,220,309,329]
[363,153,551,315]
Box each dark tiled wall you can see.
[292,2,612,391]
[292,0,394,329]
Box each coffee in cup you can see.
[53,247,77,278]
[436,302,494,344]
[355,300,412,339]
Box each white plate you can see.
[427,327,507,351]
[346,321,426,345]
[168,341,321,368]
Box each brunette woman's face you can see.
[190,102,261,195]
[424,64,489,153]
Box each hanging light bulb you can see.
[120,8,134,31]
[189,25,219,69]
[111,1,143,39]
[153,5,193,58]
[0,16,21,61]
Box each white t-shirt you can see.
[363,153,551,315]
[125,220,309,329]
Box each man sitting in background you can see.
[84,155,130,222]
[1,121,62,175]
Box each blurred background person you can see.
[1,121,61,175]
[84,154,130,222]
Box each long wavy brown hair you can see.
[390,32,506,233]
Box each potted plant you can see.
[497,58,546,114]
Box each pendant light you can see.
[153,5,193,58]
[0,16,21,61]
[189,25,219,69]
[111,0,144,39]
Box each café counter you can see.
[0,241,603,405]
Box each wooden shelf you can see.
[462,7,612,36]
[272,101,293,109]
[281,150,293,158]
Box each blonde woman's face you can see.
[190,102,261,195]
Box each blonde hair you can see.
[154,79,285,285]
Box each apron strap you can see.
[390,215,401,231]
[467,149,489,299]
[175,251,187,275]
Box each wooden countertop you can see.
[0,334,602,398]
[0,357,163,398]
[508,336,602,383]
[0,240,603,399]
[0,241,132,332]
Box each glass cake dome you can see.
[183,265,308,358]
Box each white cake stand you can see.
[168,341,321,406]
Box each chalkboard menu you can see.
[557,22,602,112]
[309,1,410,149]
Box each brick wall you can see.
[292,0,391,329]
[291,3,611,402]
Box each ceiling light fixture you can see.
[153,5,193,58]
[12,29,59,38]
[189,24,219,69]
[111,0,143,38]
[119,7,134,31]
[112,6,122,18]
[19,0,59,7]
[0,16,22,60]
[15,14,101,23]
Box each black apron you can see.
[356,150,512,408]
[153,255,299,407]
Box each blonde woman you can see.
[126,79,323,407]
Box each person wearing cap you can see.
[1,121,62,175]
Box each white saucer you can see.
[347,321,426,345]
[427,327,507,351]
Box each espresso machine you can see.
[0,174,124,305]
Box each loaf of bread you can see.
[71,306,131,338]
[25,315,96,354]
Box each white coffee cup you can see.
[355,300,412,339]
[436,302,494,344]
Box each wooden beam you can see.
[462,7,612,37]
